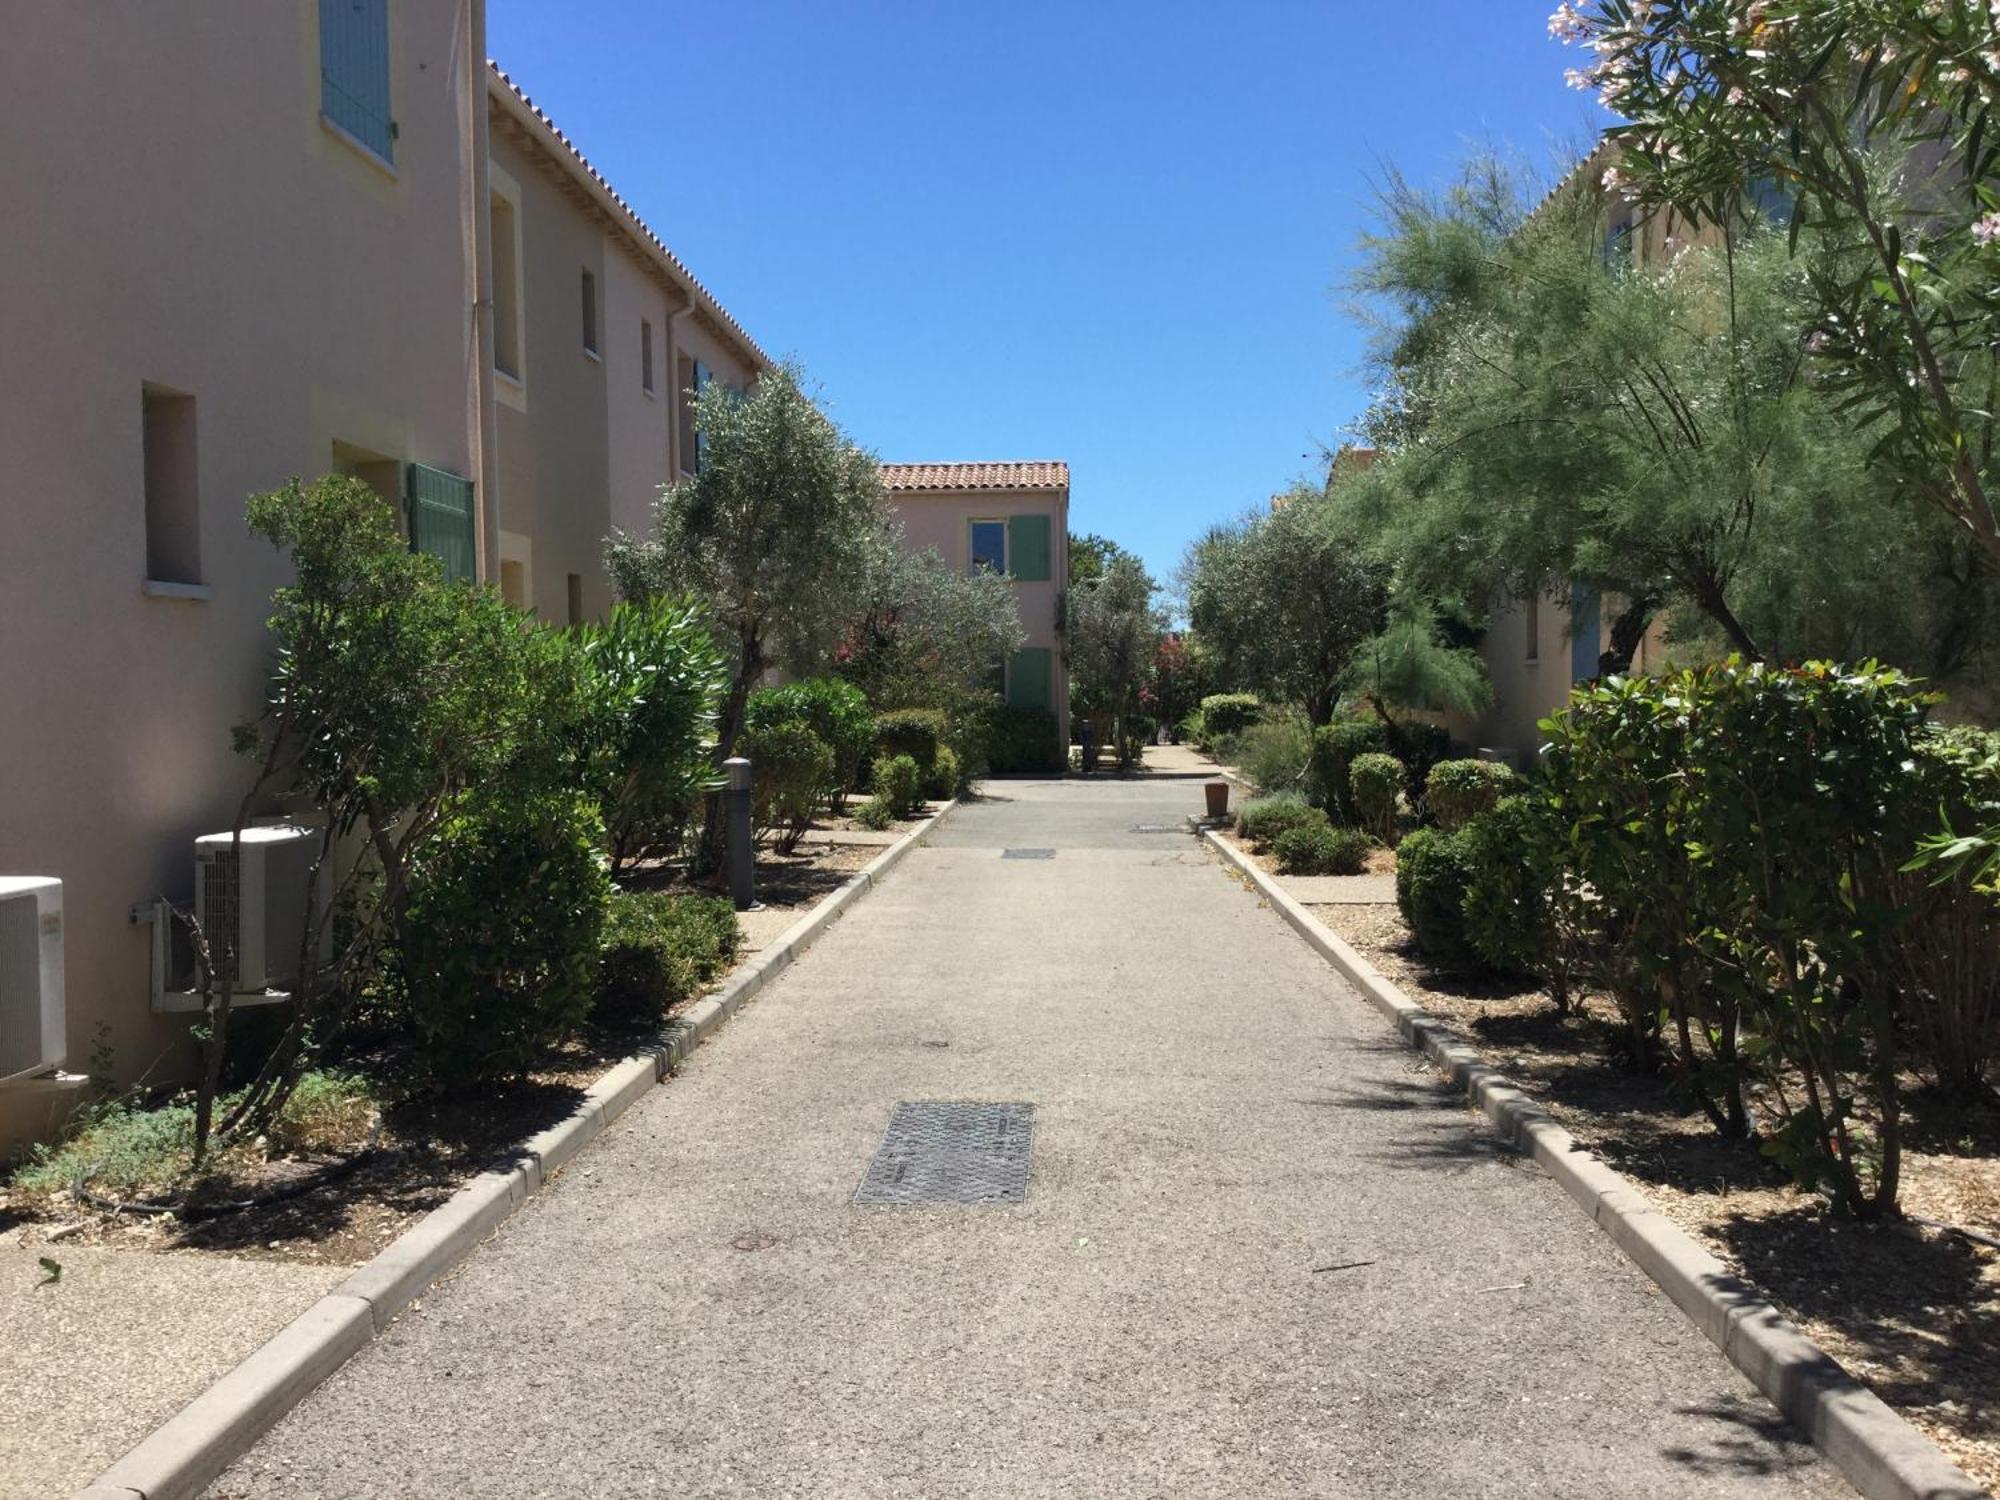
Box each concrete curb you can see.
[78,800,958,1500]
[1202,827,1984,1500]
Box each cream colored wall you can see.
[0,2,482,1151]
[887,487,1071,743]
[603,250,675,540]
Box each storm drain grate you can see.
[1001,848,1055,860]
[854,1101,1035,1206]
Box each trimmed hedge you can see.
[987,704,1063,774]
[595,890,741,1030]
[873,753,924,818]
[1309,716,1452,823]
[1394,825,1479,970]
[737,719,837,853]
[746,678,874,795]
[872,708,947,776]
[1348,752,1404,843]
[1237,793,1322,848]
[1425,758,1519,830]
[1276,822,1372,875]
[1198,693,1262,740]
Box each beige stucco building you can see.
[880,463,1072,755]
[0,4,772,1154]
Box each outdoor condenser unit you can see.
[193,824,323,993]
[0,877,64,1083]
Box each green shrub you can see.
[1310,716,1453,822]
[873,708,946,775]
[855,793,896,831]
[1348,752,1405,843]
[873,753,925,818]
[1229,715,1313,794]
[987,705,1063,774]
[1178,709,1205,746]
[1276,822,1372,875]
[925,744,961,800]
[737,720,837,854]
[746,677,874,798]
[1457,796,1562,984]
[1198,693,1262,741]
[396,792,612,1090]
[1236,792,1322,848]
[1425,758,1519,830]
[1394,825,1479,970]
[595,889,741,1030]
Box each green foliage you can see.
[1343,584,1491,724]
[1225,715,1313,795]
[1309,717,1451,824]
[1348,753,1405,844]
[873,708,946,776]
[873,753,925,819]
[1395,826,1480,971]
[737,720,837,854]
[1236,793,1323,849]
[395,792,612,1090]
[746,677,874,798]
[1197,694,1262,741]
[1425,759,1518,831]
[1276,822,1373,876]
[1069,553,1168,769]
[840,524,1027,705]
[595,890,741,1031]
[1182,496,1385,725]
[571,597,727,873]
[1456,796,1567,988]
[926,745,961,800]
[855,793,897,831]
[986,705,1063,774]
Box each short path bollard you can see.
[725,756,758,911]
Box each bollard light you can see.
[725,756,758,911]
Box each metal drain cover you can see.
[854,1101,1035,1206]
[1002,848,1055,860]
[1129,824,1180,833]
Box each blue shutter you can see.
[320,0,394,163]
[1570,583,1601,684]
[406,463,477,583]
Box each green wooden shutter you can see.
[406,463,477,582]
[319,0,394,162]
[1007,647,1053,710]
[1008,514,1051,582]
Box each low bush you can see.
[873,708,947,777]
[737,720,837,854]
[1310,716,1453,822]
[595,889,741,1030]
[1394,825,1479,970]
[1276,822,1372,875]
[1348,752,1405,843]
[1237,792,1322,848]
[855,794,896,831]
[1229,715,1313,794]
[1198,693,1262,742]
[1456,796,1565,986]
[396,791,612,1090]
[746,678,874,800]
[873,753,925,818]
[1425,759,1519,830]
[926,744,961,800]
[987,705,1063,774]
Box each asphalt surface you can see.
[212,776,1845,1498]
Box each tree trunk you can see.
[1597,594,1658,677]
[698,631,763,877]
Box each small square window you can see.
[580,269,598,355]
[969,519,1006,575]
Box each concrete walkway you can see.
[212,778,1842,1498]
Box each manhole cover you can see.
[731,1233,777,1252]
[854,1101,1035,1206]
[1002,848,1055,860]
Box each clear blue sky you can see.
[488,1,1610,585]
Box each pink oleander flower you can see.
[1548,1,1590,43]
[1973,212,2000,246]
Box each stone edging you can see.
[76,800,959,1500]
[1201,827,1983,1500]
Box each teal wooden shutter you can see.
[406,463,476,582]
[1008,515,1051,581]
[320,0,394,162]
[1007,647,1053,710]
[692,360,711,472]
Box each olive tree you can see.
[1068,553,1167,767]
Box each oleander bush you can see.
[1275,822,1372,875]
[1348,752,1405,844]
[594,890,741,1030]
[1424,758,1519,831]
[1236,793,1323,849]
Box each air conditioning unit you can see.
[0,877,64,1084]
[193,825,324,993]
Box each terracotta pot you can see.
[1204,781,1230,820]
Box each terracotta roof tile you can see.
[879,461,1070,492]
[487,63,770,371]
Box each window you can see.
[490,193,521,380]
[1523,590,1540,664]
[686,358,711,471]
[969,519,1007,574]
[1570,583,1601,685]
[318,0,394,164]
[142,386,200,585]
[405,462,477,582]
[640,320,654,393]
[567,573,584,626]
[580,269,598,355]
